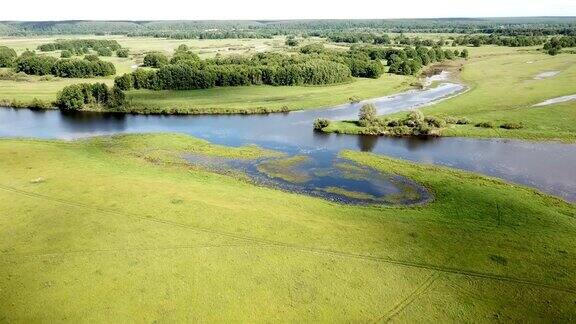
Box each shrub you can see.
[425,116,446,128]
[0,46,17,67]
[359,103,377,125]
[475,121,496,128]
[114,73,134,91]
[96,47,112,57]
[29,98,52,109]
[387,119,401,127]
[349,96,361,103]
[500,122,524,130]
[313,118,330,130]
[60,50,72,58]
[107,86,126,108]
[143,52,169,68]
[116,48,130,58]
[390,125,412,136]
[56,84,85,110]
[84,54,99,62]
[456,117,471,125]
[407,110,424,123]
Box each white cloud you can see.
[1,0,575,21]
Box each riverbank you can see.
[320,49,576,142]
[0,133,574,321]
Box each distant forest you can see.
[0,18,575,38]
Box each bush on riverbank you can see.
[56,83,125,111]
[313,118,331,130]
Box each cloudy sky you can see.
[1,0,575,21]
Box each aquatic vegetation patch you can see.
[182,150,431,206]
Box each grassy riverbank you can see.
[0,133,574,321]
[325,46,576,142]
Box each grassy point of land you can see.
[325,46,576,142]
[0,133,575,321]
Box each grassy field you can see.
[124,74,413,114]
[0,133,575,321]
[326,46,576,142]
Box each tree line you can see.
[15,51,116,77]
[37,39,127,57]
[1,18,574,37]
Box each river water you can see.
[1,81,575,202]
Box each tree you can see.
[56,84,85,110]
[107,86,126,108]
[114,73,134,91]
[0,46,17,67]
[143,53,169,68]
[359,103,377,126]
[96,47,113,57]
[60,50,72,58]
[285,36,298,47]
[116,48,130,58]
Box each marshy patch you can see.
[533,71,560,80]
[182,152,431,206]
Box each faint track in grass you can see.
[376,272,441,323]
[1,183,575,295]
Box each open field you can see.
[0,133,575,321]
[326,46,576,141]
[124,74,413,113]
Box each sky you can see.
[1,0,575,21]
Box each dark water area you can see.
[1,81,576,202]
[182,152,431,205]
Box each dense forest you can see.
[0,18,574,37]
[112,44,462,92]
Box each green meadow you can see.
[326,46,576,142]
[0,134,575,322]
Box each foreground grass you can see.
[0,133,574,321]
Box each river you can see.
[1,80,575,202]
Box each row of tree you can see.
[15,51,116,77]
[118,43,463,92]
[37,39,127,57]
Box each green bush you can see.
[56,84,85,110]
[116,48,130,58]
[313,118,330,130]
[475,121,496,128]
[60,50,73,58]
[424,116,446,128]
[359,103,377,126]
[500,122,524,130]
[143,53,169,68]
[0,46,17,67]
[456,117,471,125]
[114,73,134,91]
